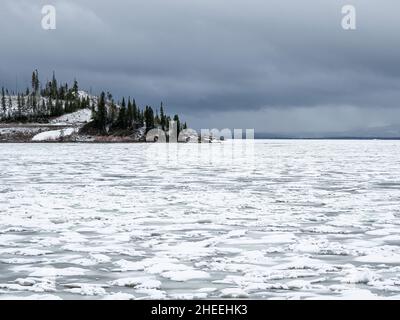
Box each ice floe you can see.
[1,140,400,299]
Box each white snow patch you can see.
[356,254,400,264]
[161,270,210,282]
[28,267,87,277]
[220,288,249,298]
[110,277,161,289]
[50,108,92,125]
[64,283,107,296]
[103,292,135,300]
[32,128,77,141]
[341,269,381,284]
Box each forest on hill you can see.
[1,70,187,137]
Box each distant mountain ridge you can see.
[256,124,400,139]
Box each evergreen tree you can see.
[132,99,138,123]
[51,71,57,99]
[32,94,37,111]
[173,115,181,137]
[55,97,62,116]
[21,94,25,109]
[72,79,79,96]
[32,71,36,93]
[59,85,65,100]
[160,102,166,130]
[85,96,90,109]
[65,100,70,114]
[127,98,134,129]
[35,70,39,93]
[8,96,12,115]
[1,87,6,114]
[165,116,171,132]
[40,99,46,116]
[94,92,107,132]
[116,97,127,129]
[109,99,117,125]
[31,70,39,95]
[144,106,155,132]
[17,94,22,117]
[48,97,53,116]
[154,109,160,127]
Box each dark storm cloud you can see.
[1,0,400,133]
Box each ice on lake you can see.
[1,140,400,299]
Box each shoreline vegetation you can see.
[0,70,188,143]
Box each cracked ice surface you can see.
[1,140,400,299]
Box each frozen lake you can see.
[1,140,400,299]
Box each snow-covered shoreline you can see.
[0,108,93,142]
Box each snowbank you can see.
[32,128,77,141]
[50,108,92,125]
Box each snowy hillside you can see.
[0,91,95,122]
[1,71,187,142]
[0,89,95,142]
[50,109,92,125]
[32,128,79,141]
[0,95,45,120]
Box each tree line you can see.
[92,92,187,136]
[1,70,91,122]
[1,70,187,136]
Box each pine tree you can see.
[31,70,39,95]
[73,79,79,96]
[55,97,62,116]
[127,98,134,129]
[32,71,36,93]
[35,70,39,93]
[1,87,6,115]
[59,85,65,100]
[160,102,166,130]
[65,100,70,114]
[32,94,37,111]
[144,106,155,132]
[48,97,54,116]
[94,92,107,133]
[141,110,145,126]
[40,99,46,116]
[154,109,160,127]
[173,115,181,137]
[109,100,117,125]
[116,97,127,129]
[132,99,138,123]
[86,96,90,109]
[21,94,25,109]
[17,94,22,117]
[51,71,57,99]
[8,96,12,114]
[165,115,171,132]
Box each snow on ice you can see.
[1,140,400,299]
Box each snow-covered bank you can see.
[50,109,92,125]
[0,108,92,142]
[32,128,78,142]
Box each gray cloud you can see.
[1,0,400,134]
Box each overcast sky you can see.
[1,0,400,134]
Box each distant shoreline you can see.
[255,137,400,140]
[2,137,400,144]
